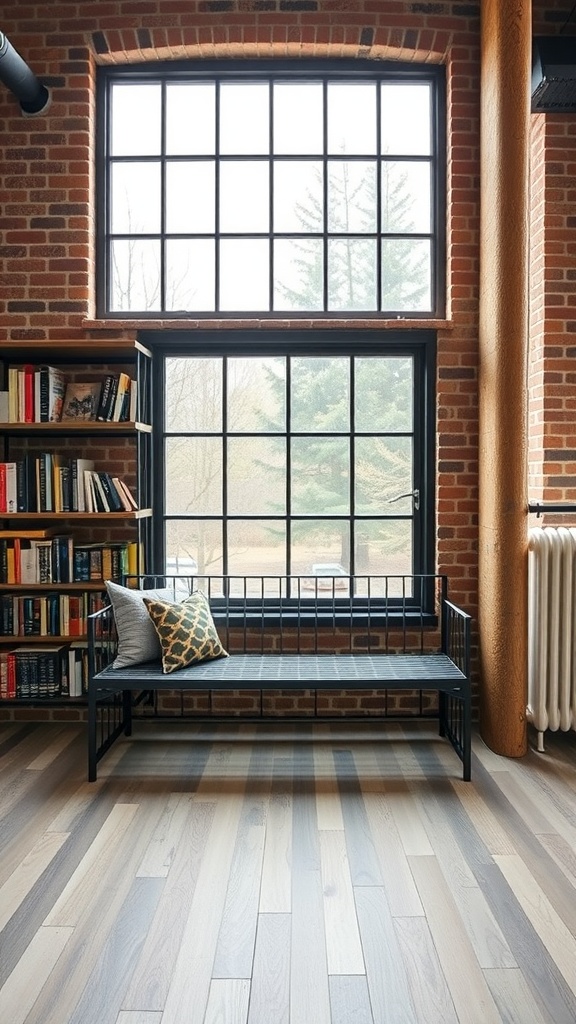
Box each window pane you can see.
[381,83,431,156]
[111,83,161,156]
[291,522,350,576]
[273,239,323,311]
[355,519,412,575]
[273,82,323,154]
[228,521,286,576]
[355,437,413,514]
[220,162,269,233]
[228,357,285,432]
[328,239,377,311]
[381,238,431,312]
[228,437,286,514]
[110,240,161,311]
[328,162,377,233]
[166,437,222,515]
[219,240,270,310]
[165,239,215,312]
[166,162,215,233]
[220,82,269,155]
[327,83,377,155]
[165,358,222,432]
[291,357,349,432]
[355,357,413,432]
[166,519,223,576]
[274,161,323,232]
[291,438,350,515]
[381,161,431,234]
[166,82,216,155]
[111,163,160,233]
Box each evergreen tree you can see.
[275,161,429,313]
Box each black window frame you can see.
[96,59,446,320]
[147,328,436,617]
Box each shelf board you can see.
[1,339,152,360]
[0,510,152,521]
[0,635,88,643]
[0,697,88,706]
[0,420,151,434]
[0,582,107,591]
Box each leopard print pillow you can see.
[143,591,228,674]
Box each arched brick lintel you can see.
[89,27,453,66]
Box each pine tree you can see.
[275,161,429,313]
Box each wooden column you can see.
[478,0,530,756]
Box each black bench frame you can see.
[87,574,472,781]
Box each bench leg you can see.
[88,685,98,782]
[438,691,446,736]
[462,693,472,781]
[123,690,133,736]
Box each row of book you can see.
[0,365,137,424]
[0,536,141,585]
[0,457,138,514]
[0,643,88,699]
[0,591,106,638]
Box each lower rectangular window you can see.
[153,330,435,592]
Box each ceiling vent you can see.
[532,36,576,113]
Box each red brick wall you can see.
[1,0,484,722]
[530,2,576,523]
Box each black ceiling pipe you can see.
[0,31,50,114]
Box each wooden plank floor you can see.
[1,719,576,1024]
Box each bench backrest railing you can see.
[86,574,457,658]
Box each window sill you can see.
[82,316,455,333]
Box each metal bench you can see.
[87,574,472,781]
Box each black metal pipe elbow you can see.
[0,31,50,114]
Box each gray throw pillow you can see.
[105,579,189,668]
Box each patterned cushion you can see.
[144,591,228,674]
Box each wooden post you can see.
[478,0,530,756]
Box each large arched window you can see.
[97,60,445,318]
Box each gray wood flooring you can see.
[1,718,576,1023]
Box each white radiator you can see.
[527,526,576,751]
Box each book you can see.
[72,458,95,512]
[98,472,123,512]
[83,469,97,513]
[8,368,18,422]
[111,372,131,422]
[23,364,35,423]
[4,462,17,514]
[19,542,38,585]
[96,374,117,421]
[114,478,139,511]
[16,455,37,513]
[129,379,137,421]
[38,366,67,422]
[61,381,102,422]
[90,472,109,513]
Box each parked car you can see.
[165,556,198,575]
[302,562,349,590]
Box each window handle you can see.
[387,488,420,511]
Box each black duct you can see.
[532,36,576,113]
[0,31,50,114]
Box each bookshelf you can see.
[0,339,153,702]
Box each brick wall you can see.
[1,0,484,722]
[530,1,576,524]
